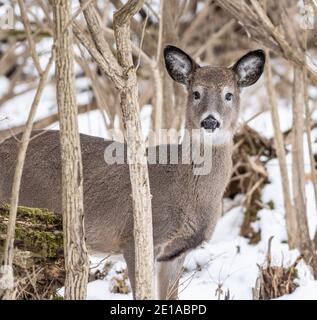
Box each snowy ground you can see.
[1,57,317,300]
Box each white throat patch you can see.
[191,128,232,147]
[211,129,232,146]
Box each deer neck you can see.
[178,130,233,199]
[172,133,233,236]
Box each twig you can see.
[0,102,96,142]
[78,0,123,87]
[72,21,125,89]
[17,0,43,75]
[193,20,236,58]
[136,6,149,71]
[265,49,296,249]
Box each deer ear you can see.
[233,50,265,87]
[164,45,198,86]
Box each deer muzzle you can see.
[200,115,220,132]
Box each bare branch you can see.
[17,0,43,75]
[78,0,123,85]
[73,21,125,89]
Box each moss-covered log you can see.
[0,204,63,258]
[0,204,65,299]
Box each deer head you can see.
[164,45,265,145]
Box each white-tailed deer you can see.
[0,45,265,299]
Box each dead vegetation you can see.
[253,237,301,300]
[110,268,131,295]
[226,125,276,244]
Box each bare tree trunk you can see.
[52,0,89,300]
[114,0,154,300]
[158,0,180,131]
[264,50,297,248]
[292,67,317,278]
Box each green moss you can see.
[0,203,62,226]
[0,204,63,258]
[14,227,63,258]
[0,204,65,299]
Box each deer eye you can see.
[225,92,233,101]
[193,91,200,100]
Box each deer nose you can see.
[201,115,220,132]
